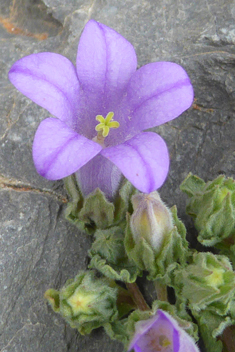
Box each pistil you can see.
[93,112,120,147]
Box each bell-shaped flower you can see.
[128,309,200,352]
[9,20,193,200]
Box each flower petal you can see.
[128,310,178,352]
[159,311,200,352]
[76,20,137,113]
[9,53,80,127]
[121,62,193,135]
[33,118,102,180]
[128,310,200,352]
[179,330,200,352]
[101,132,169,193]
[76,154,123,201]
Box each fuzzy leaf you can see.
[181,174,235,248]
[89,227,140,282]
[64,176,136,234]
[180,173,205,197]
[172,252,235,315]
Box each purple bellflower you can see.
[128,309,200,352]
[9,20,193,200]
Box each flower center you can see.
[142,328,173,352]
[205,265,225,289]
[67,289,99,316]
[93,112,120,147]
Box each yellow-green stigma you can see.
[205,266,225,289]
[95,112,120,138]
[67,289,99,315]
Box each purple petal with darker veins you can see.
[33,118,102,180]
[76,154,123,201]
[101,132,169,193]
[9,53,80,127]
[76,19,137,116]
[116,62,193,138]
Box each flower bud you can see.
[130,192,173,252]
[173,252,235,314]
[45,271,118,335]
[125,198,187,279]
[181,174,235,247]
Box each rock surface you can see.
[0,0,235,351]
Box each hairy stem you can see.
[154,281,168,301]
[126,283,150,311]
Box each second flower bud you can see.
[130,192,173,253]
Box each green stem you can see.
[154,281,168,301]
[126,283,150,311]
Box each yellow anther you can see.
[95,112,120,138]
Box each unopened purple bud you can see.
[130,192,173,252]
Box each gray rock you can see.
[1,0,235,351]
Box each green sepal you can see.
[88,227,141,283]
[172,252,235,315]
[180,173,206,197]
[193,310,223,352]
[79,188,115,231]
[44,289,60,312]
[63,174,84,229]
[104,319,129,345]
[193,309,235,352]
[214,241,235,268]
[113,179,137,224]
[230,300,235,319]
[180,174,235,247]
[125,206,189,280]
[45,270,119,335]
[64,175,135,234]
[197,193,235,246]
